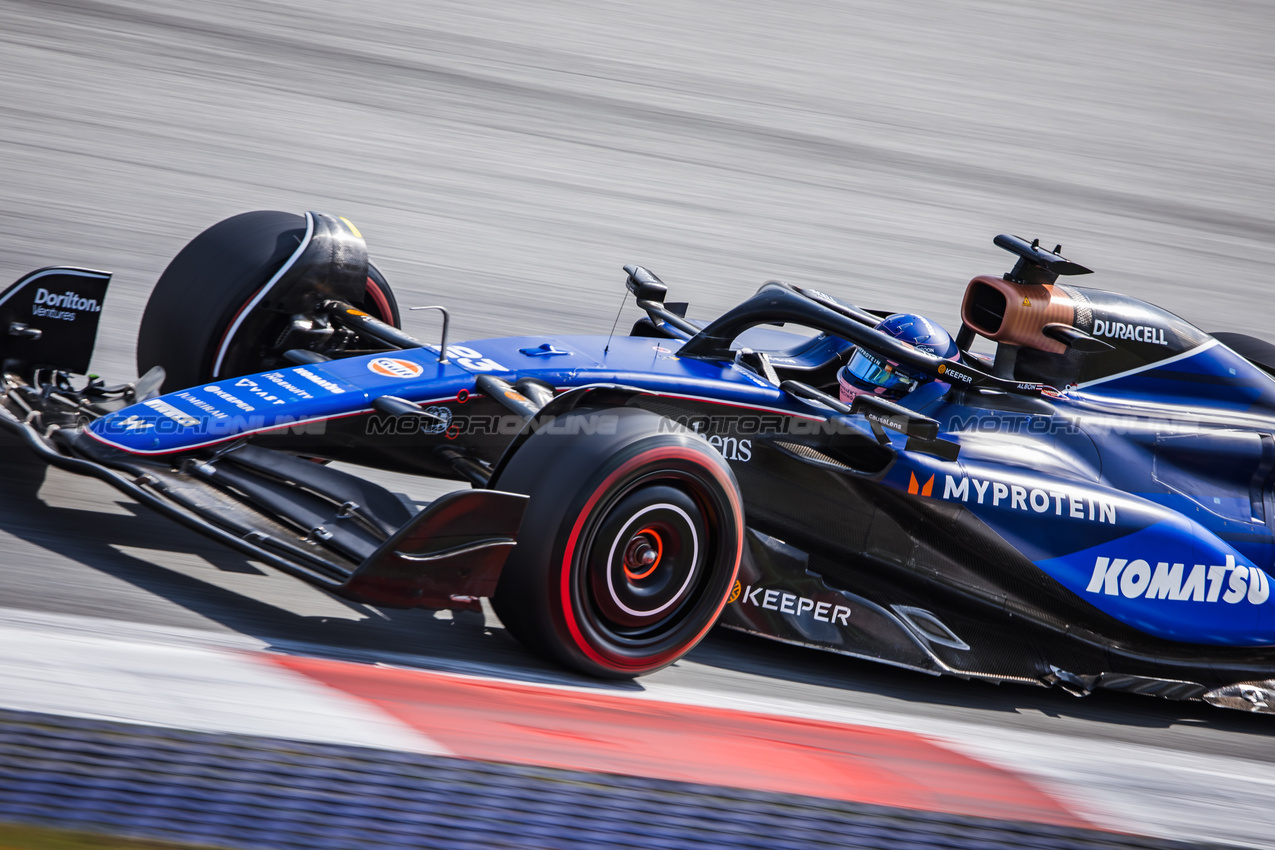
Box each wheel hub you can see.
[622,527,663,580]
[588,486,705,632]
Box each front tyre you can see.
[491,407,744,678]
[137,210,401,392]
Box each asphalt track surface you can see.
[2,0,1275,845]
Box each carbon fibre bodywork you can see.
[82,312,1275,689]
[6,221,1275,709]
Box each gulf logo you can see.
[368,357,424,379]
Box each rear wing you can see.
[0,266,111,377]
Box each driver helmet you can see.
[838,313,957,403]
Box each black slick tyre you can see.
[491,407,744,678]
[137,210,400,392]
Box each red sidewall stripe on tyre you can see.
[211,212,315,378]
[363,276,393,322]
[212,274,392,383]
[559,445,744,672]
[210,281,268,379]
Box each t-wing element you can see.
[994,234,1093,287]
[341,489,528,609]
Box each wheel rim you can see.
[584,481,712,639]
[214,273,396,379]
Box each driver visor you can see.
[846,348,913,390]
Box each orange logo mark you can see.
[368,357,424,379]
[908,473,935,497]
[727,580,742,604]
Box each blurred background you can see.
[2,1,1275,846]
[4,0,1273,377]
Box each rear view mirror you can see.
[850,393,939,441]
[623,265,668,303]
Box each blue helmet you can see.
[838,313,958,403]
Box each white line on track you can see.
[1,604,1271,846]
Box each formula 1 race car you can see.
[5,210,1275,714]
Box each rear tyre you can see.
[137,210,400,392]
[491,407,744,678]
